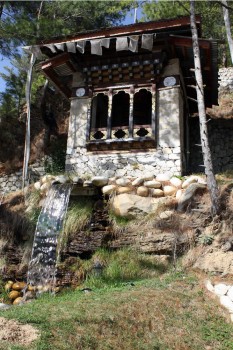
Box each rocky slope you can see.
[0,173,233,288]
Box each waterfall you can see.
[27,184,71,290]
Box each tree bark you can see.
[22,0,44,190]
[221,0,233,65]
[0,2,4,19]
[190,0,220,216]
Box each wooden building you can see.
[39,15,218,178]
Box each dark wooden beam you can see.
[42,67,71,98]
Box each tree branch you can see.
[176,0,190,15]
[216,0,233,11]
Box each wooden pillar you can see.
[151,84,156,138]
[129,86,134,138]
[107,89,113,139]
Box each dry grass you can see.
[63,198,94,239]
[207,92,233,119]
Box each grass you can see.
[0,270,233,350]
[57,198,94,254]
[56,248,168,289]
[83,248,167,289]
[63,198,94,235]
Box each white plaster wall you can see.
[158,87,181,148]
[66,58,183,178]
[67,98,89,153]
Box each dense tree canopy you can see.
[142,0,233,65]
[0,0,134,56]
[0,0,135,117]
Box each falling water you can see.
[27,184,71,290]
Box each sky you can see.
[0,5,143,93]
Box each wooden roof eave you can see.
[39,16,201,46]
[169,34,218,107]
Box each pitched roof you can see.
[39,15,218,109]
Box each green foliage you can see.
[198,234,214,246]
[44,138,67,174]
[25,189,41,226]
[201,316,233,349]
[0,53,45,121]
[142,0,233,66]
[84,248,167,288]
[109,211,132,230]
[0,1,135,53]
[142,0,227,39]
[62,198,94,240]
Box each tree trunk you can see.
[22,1,44,190]
[0,2,4,19]
[221,0,233,65]
[190,0,220,216]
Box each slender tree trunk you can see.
[0,2,4,19]
[22,1,44,190]
[221,0,233,65]
[190,0,220,216]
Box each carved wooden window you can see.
[90,93,108,140]
[111,91,130,140]
[87,85,156,150]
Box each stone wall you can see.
[0,159,46,195]
[219,67,233,94]
[189,118,233,173]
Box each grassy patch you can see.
[64,199,93,234]
[0,271,233,350]
[60,198,94,250]
[84,248,167,289]
[57,248,168,289]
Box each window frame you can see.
[86,84,156,150]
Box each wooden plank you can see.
[42,67,71,98]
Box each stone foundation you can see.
[219,67,233,94]
[66,146,181,178]
[0,158,47,195]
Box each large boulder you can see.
[116,178,131,186]
[111,193,169,218]
[144,180,161,188]
[192,249,233,275]
[102,185,117,195]
[117,186,132,194]
[170,177,182,188]
[137,186,149,197]
[182,176,198,189]
[152,189,164,198]
[163,185,177,196]
[137,231,187,254]
[132,177,144,186]
[177,183,206,211]
[91,176,109,187]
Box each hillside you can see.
[0,86,69,174]
[1,270,233,350]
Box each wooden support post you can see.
[107,90,113,139]
[129,87,134,138]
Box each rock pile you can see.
[33,173,207,218]
[2,280,60,307]
[4,281,27,305]
[205,280,233,322]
